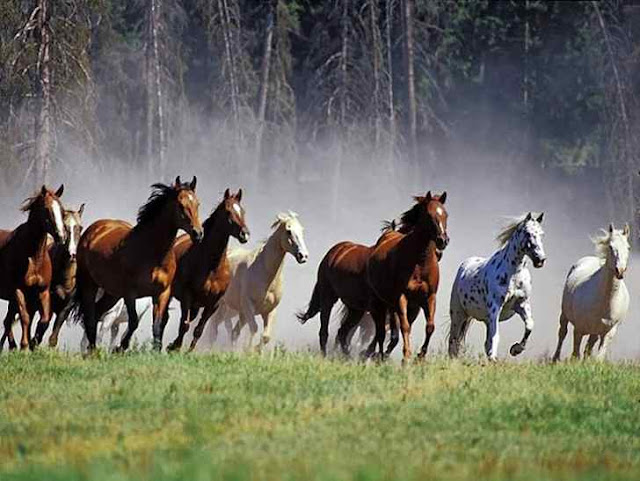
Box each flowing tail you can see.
[296,280,324,325]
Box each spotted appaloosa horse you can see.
[0,186,67,350]
[449,213,546,360]
[72,176,203,352]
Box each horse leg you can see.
[364,302,387,359]
[571,329,584,359]
[168,298,193,352]
[33,289,52,347]
[336,308,364,357]
[151,289,171,352]
[109,322,120,350]
[485,304,502,361]
[584,335,598,358]
[385,311,400,358]
[510,301,534,357]
[235,301,257,351]
[79,282,99,352]
[448,289,470,358]
[2,302,18,351]
[14,289,32,351]
[48,304,69,348]
[259,308,278,349]
[552,313,569,362]
[118,298,140,352]
[396,295,412,363]
[417,294,436,359]
[596,325,617,361]
[189,304,217,352]
[319,304,333,356]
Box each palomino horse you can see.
[72,176,203,352]
[46,204,85,347]
[0,186,67,350]
[167,188,249,352]
[449,213,546,360]
[210,212,308,350]
[365,192,449,362]
[553,224,630,361]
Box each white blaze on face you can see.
[435,206,445,234]
[289,219,308,257]
[52,200,65,241]
[233,203,242,216]
[67,216,78,256]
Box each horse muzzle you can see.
[435,236,449,251]
[615,268,625,280]
[238,229,250,244]
[295,252,308,264]
[533,257,546,268]
[191,227,204,243]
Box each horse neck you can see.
[198,211,232,271]
[600,256,623,296]
[132,207,179,262]
[495,234,527,276]
[22,210,49,259]
[399,224,434,268]
[255,229,287,283]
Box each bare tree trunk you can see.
[146,30,154,170]
[386,0,396,167]
[340,0,349,130]
[370,0,382,151]
[34,0,52,187]
[255,0,275,175]
[219,0,240,134]
[151,0,166,174]
[402,0,417,165]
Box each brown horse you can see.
[72,176,203,352]
[366,192,448,362]
[167,188,249,352]
[296,236,383,357]
[0,185,67,350]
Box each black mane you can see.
[136,182,188,225]
[202,199,226,233]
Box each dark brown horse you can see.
[72,176,203,352]
[0,186,67,350]
[167,188,249,352]
[366,192,448,362]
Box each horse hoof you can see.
[509,343,524,356]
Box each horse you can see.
[210,212,308,350]
[79,298,152,352]
[448,212,546,361]
[552,224,630,361]
[365,192,449,362]
[45,204,85,348]
[0,185,67,350]
[166,188,250,352]
[72,176,203,352]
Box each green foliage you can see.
[1,351,639,481]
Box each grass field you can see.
[1,350,639,481]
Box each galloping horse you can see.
[553,224,630,361]
[449,213,546,360]
[46,204,85,348]
[211,212,308,350]
[72,177,203,352]
[167,188,249,352]
[0,185,67,350]
[365,192,449,362]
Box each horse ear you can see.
[525,212,532,221]
[78,203,85,217]
[175,176,181,187]
[439,192,447,204]
[536,212,544,223]
[236,188,243,202]
[55,184,64,198]
[425,191,432,201]
[624,223,630,237]
[609,223,614,233]
[41,185,47,195]
[224,188,231,199]
[190,176,197,191]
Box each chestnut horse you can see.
[366,192,448,362]
[167,188,249,352]
[0,185,67,350]
[72,177,203,352]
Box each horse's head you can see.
[220,188,250,244]
[63,203,85,260]
[416,191,449,250]
[600,223,630,279]
[520,212,546,268]
[23,185,67,244]
[273,212,308,264]
[174,176,203,243]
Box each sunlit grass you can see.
[1,350,639,480]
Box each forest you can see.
[0,0,638,232]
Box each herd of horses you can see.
[0,177,632,362]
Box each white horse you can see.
[553,224,630,361]
[80,298,151,351]
[209,212,309,349]
[449,213,546,360]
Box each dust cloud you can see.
[1,135,638,361]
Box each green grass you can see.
[1,350,639,481]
